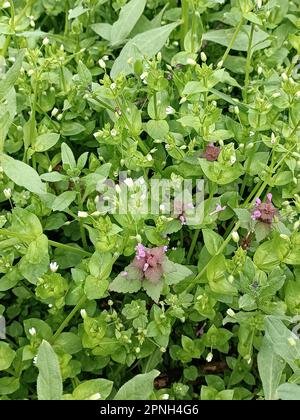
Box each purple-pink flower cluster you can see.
[131,244,168,283]
[203,143,220,161]
[251,193,277,224]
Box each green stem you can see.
[77,192,88,251]
[180,0,189,49]
[1,0,15,57]
[153,91,158,120]
[187,229,200,263]
[48,240,92,257]
[244,23,254,101]
[51,295,86,343]
[221,18,244,64]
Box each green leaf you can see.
[0,342,15,370]
[90,23,112,41]
[109,265,142,294]
[0,377,19,395]
[68,6,88,19]
[61,142,76,169]
[111,0,146,46]
[111,22,179,79]
[0,50,25,102]
[264,316,300,370]
[36,340,63,400]
[202,229,224,255]
[145,119,169,139]
[143,280,163,303]
[202,26,270,52]
[0,154,46,194]
[72,379,113,400]
[114,369,159,400]
[52,191,77,212]
[163,258,193,285]
[84,275,109,299]
[257,336,284,400]
[33,133,60,152]
[277,383,300,400]
[61,122,85,136]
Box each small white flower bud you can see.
[77,211,88,218]
[98,59,106,69]
[29,327,36,336]
[200,52,207,62]
[49,262,59,273]
[80,309,87,319]
[232,231,240,243]
[206,352,213,362]
[3,188,11,199]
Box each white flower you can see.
[102,55,109,61]
[281,72,288,81]
[226,308,235,317]
[217,60,223,69]
[3,2,11,8]
[257,0,262,9]
[49,262,59,273]
[231,231,240,243]
[206,352,213,362]
[160,204,166,212]
[33,356,37,365]
[272,92,281,98]
[230,155,236,165]
[98,59,106,69]
[200,51,207,62]
[89,393,101,400]
[140,72,148,80]
[110,82,116,90]
[29,327,36,336]
[166,105,175,115]
[271,132,276,144]
[51,107,59,117]
[186,58,196,65]
[110,129,117,137]
[124,178,134,188]
[3,188,11,199]
[161,393,169,400]
[77,211,88,218]
[146,154,153,161]
[80,309,87,319]
[42,37,50,46]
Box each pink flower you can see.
[131,245,167,283]
[251,194,277,224]
[135,243,146,260]
[203,143,220,161]
[173,199,194,225]
[209,204,227,216]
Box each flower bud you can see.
[232,231,240,243]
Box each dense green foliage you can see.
[0,0,300,400]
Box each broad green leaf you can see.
[0,377,19,395]
[90,23,112,41]
[36,340,63,400]
[72,379,113,400]
[0,154,46,194]
[143,280,163,303]
[145,119,169,139]
[68,6,87,19]
[111,0,146,46]
[0,342,15,370]
[163,259,193,285]
[52,191,77,212]
[202,229,224,255]
[277,383,300,400]
[257,336,284,400]
[111,22,179,79]
[33,132,60,152]
[84,275,109,299]
[202,26,270,52]
[264,317,300,370]
[114,370,159,400]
